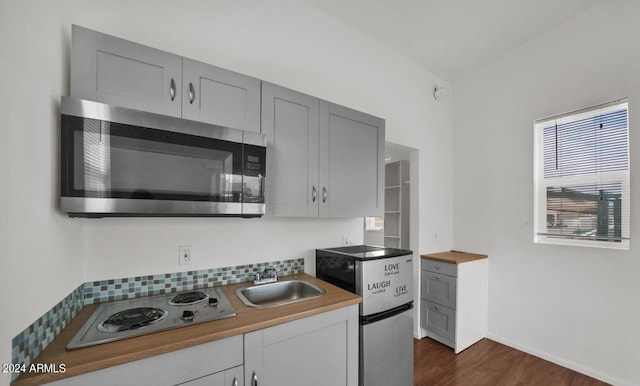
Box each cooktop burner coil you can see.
[98,307,168,333]
[169,291,209,306]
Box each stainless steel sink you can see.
[236,280,326,308]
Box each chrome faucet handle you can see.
[266,268,285,278]
[252,267,282,284]
[262,267,278,277]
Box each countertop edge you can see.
[11,273,361,386]
[420,251,488,264]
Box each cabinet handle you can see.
[322,187,327,203]
[232,377,238,386]
[169,78,176,101]
[188,82,195,104]
[434,306,439,310]
[312,186,317,202]
[434,266,440,270]
[252,371,258,386]
[435,276,440,280]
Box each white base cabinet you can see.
[47,305,358,386]
[47,335,244,386]
[244,304,359,386]
[420,257,488,354]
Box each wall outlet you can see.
[178,245,192,266]
[343,236,353,246]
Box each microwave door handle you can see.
[169,78,176,101]
[189,82,195,104]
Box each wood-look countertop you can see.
[12,273,361,386]
[420,251,488,264]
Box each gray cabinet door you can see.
[244,305,358,386]
[261,82,320,217]
[71,25,182,117]
[421,271,457,309]
[422,300,456,345]
[319,102,385,217]
[182,58,261,132]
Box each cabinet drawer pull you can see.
[252,371,258,386]
[322,187,327,203]
[232,377,238,386]
[434,306,439,311]
[435,276,440,280]
[188,82,195,104]
[312,185,317,202]
[434,266,440,270]
[169,78,176,101]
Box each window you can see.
[365,217,384,231]
[533,99,630,249]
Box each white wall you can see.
[0,1,86,384]
[0,1,453,384]
[453,1,640,384]
[84,217,363,279]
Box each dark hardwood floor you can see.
[414,338,609,386]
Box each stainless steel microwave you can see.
[60,97,266,218]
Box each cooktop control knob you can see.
[208,297,219,306]
[181,310,195,321]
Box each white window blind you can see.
[533,99,630,249]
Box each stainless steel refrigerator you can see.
[316,245,414,386]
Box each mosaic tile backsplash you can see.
[11,258,304,380]
[11,284,84,381]
[84,259,304,304]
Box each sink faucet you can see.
[251,267,282,285]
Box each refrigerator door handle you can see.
[360,302,413,325]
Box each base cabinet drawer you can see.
[421,259,457,277]
[422,300,456,345]
[421,271,456,309]
[178,365,243,386]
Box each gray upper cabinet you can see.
[262,82,320,217]
[71,25,182,117]
[182,58,261,132]
[71,26,260,132]
[71,26,385,218]
[262,84,384,218]
[319,102,385,217]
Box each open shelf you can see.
[383,160,409,249]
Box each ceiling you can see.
[302,0,602,82]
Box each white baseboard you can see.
[487,333,632,386]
